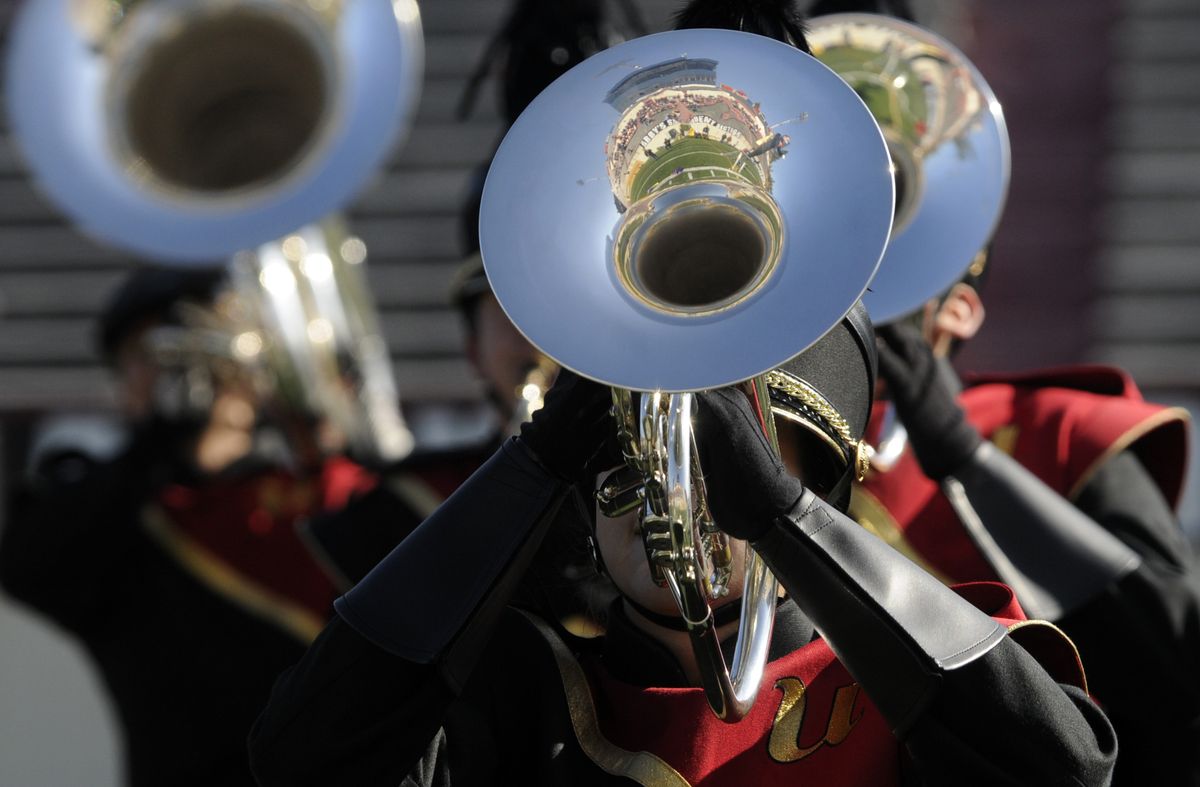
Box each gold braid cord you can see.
[765,370,869,480]
[517,610,692,787]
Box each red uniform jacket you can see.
[147,457,376,642]
[854,366,1189,585]
[576,583,1083,786]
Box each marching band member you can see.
[0,268,376,786]
[300,0,629,619]
[300,253,609,631]
[861,274,1200,784]
[800,8,1200,781]
[249,309,1116,787]
[249,5,1117,784]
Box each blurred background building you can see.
[0,0,1196,783]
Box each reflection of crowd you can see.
[910,57,983,155]
[606,85,775,199]
[834,47,980,157]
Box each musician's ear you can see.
[460,292,489,378]
[929,283,984,357]
[463,327,482,376]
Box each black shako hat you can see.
[767,301,876,499]
[97,266,225,361]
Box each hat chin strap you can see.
[622,592,747,633]
[614,461,854,635]
[587,465,854,637]
[586,523,761,634]
[825,463,856,514]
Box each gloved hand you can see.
[694,387,805,541]
[517,368,620,482]
[875,322,982,480]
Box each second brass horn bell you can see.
[480,29,893,721]
[5,0,423,261]
[807,13,1010,323]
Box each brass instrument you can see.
[229,218,415,464]
[807,14,1010,323]
[507,355,559,436]
[5,0,423,463]
[480,29,894,721]
[128,224,415,466]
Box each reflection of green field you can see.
[819,46,926,145]
[629,137,762,202]
[743,192,782,241]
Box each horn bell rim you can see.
[480,28,894,393]
[4,0,423,262]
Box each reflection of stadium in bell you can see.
[603,58,790,316]
[809,19,987,231]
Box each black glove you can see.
[517,368,620,481]
[875,322,982,480]
[694,387,805,541]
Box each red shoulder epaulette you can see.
[965,364,1138,398]
[961,364,1189,508]
[854,365,1189,585]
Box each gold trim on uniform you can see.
[768,677,863,763]
[771,405,849,461]
[765,370,855,449]
[989,424,1019,457]
[847,486,955,585]
[141,504,325,643]
[853,441,870,482]
[767,369,869,481]
[1006,619,1089,694]
[1065,406,1191,504]
[518,610,692,787]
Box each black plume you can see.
[806,0,916,22]
[673,0,811,53]
[458,0,647,125]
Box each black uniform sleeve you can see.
[249,440,573,786]
[902,642,1116,786]
[941,442,1141,622]
[248,616,453,787]
[300,481,429,588]
[0,427,173,627]
[751,491,1117,787]
[1060,450,1200,783]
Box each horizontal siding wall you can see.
[1093,0,1200,388]
[14,2,1193,412]
[0,0,678,417]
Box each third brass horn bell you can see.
[480,29,894,721]
[5,0,424,463]
[5,0,423,261]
